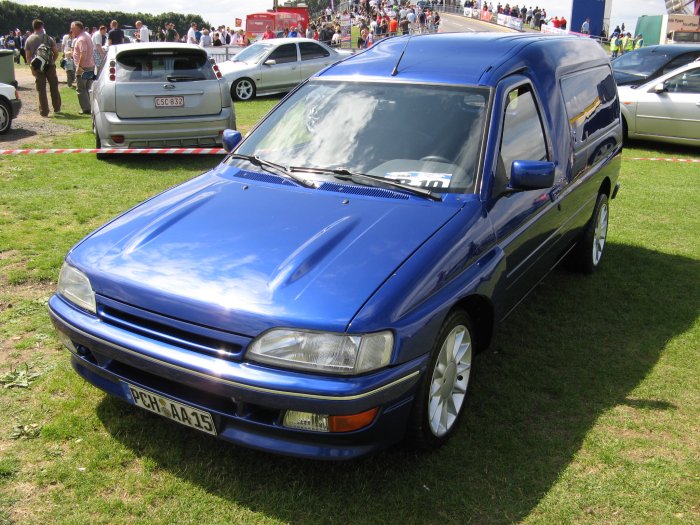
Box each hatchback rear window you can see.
[116,50,216,82]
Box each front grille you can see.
[97,297,248,361]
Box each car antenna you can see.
[391,35,412,77]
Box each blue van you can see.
[50,33,621,459]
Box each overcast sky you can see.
[16,0,667,34]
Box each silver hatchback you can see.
[92,43,235,151]
[218,38,352,101]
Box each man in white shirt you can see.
[135,20,149,43]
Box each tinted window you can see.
[561,66,619,145]
[268,44,298,64]
[495,85,547,193]
[300,42,331,61]
[116,50,215,82]
[662,53,700,75]
[613,49,670,76]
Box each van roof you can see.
[318,32,609,87]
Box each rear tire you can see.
[231,78,256,101]
[94,119,108,160]
[407,311,475,450]
[0,100,12,135]
[567,193,609,274]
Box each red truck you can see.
[246,5,310,41]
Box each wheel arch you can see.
[448,294,494,353]
[598,176,611,198]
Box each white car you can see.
[0,82,21,134]
[618,60,700,146]
[217,38,352,101]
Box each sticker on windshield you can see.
[385,172,452,189]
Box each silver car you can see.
[217,38,352,101]
[91,43,235,151]
[618,60,700,146]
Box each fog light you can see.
[58,331,77,354]
[283,407,379,433]
[283,411,329,432]
[111,135,125,144]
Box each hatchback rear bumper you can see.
[94,108,236,148]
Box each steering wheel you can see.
[420,155,451,164]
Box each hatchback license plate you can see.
[125,383,217,435]
[154,95,184,108]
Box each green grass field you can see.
[0,89,698,525]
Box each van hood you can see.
[69,166,462,336]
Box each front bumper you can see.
[10,98,21,118]
[94,107,235,148]
[49,294,426,459]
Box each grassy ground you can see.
[0,92,698,524]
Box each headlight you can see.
[247,329,393,375]
[57,263,96,314]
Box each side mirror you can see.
[509,160,555,191]
[222,129,242,153]
[264,59,277,66]
[653,83,665,93]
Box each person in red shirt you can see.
[261,26,275,39]
[389,17,398,34]
[552,16,561,29]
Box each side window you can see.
[665,67,700,93]
[300,42,330,61]
[561,66,619,146]
[495,85,548,194]
[267,44,298,64]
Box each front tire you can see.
[407,311,475,450]
[231,78,256,101]
[0,100,12,135]
[568,193,609,273]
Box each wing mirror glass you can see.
[222,129,243,153]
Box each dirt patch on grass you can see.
[1,66,80,149]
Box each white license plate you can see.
[125,383,217,435]
[154,95,184,108]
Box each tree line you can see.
[1,1,210,37]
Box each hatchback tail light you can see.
[109,60,116,82]
[212,63,223,79]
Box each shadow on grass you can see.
[95,153,223,170]
[96,242,699,524]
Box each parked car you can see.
[612,44,700,86]
[618,60,700,146]
[0,81,21,134]
[50,33,621,459]
[217,37,352,101]
[91,43,235,153]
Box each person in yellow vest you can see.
[635,33,644,49]
[610,33,620,58]
[623,32,634,53]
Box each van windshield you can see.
[233,80,489,193]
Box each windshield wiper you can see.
[229,154,314,188]
[166,75,204,82]
[289,166,442,201]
